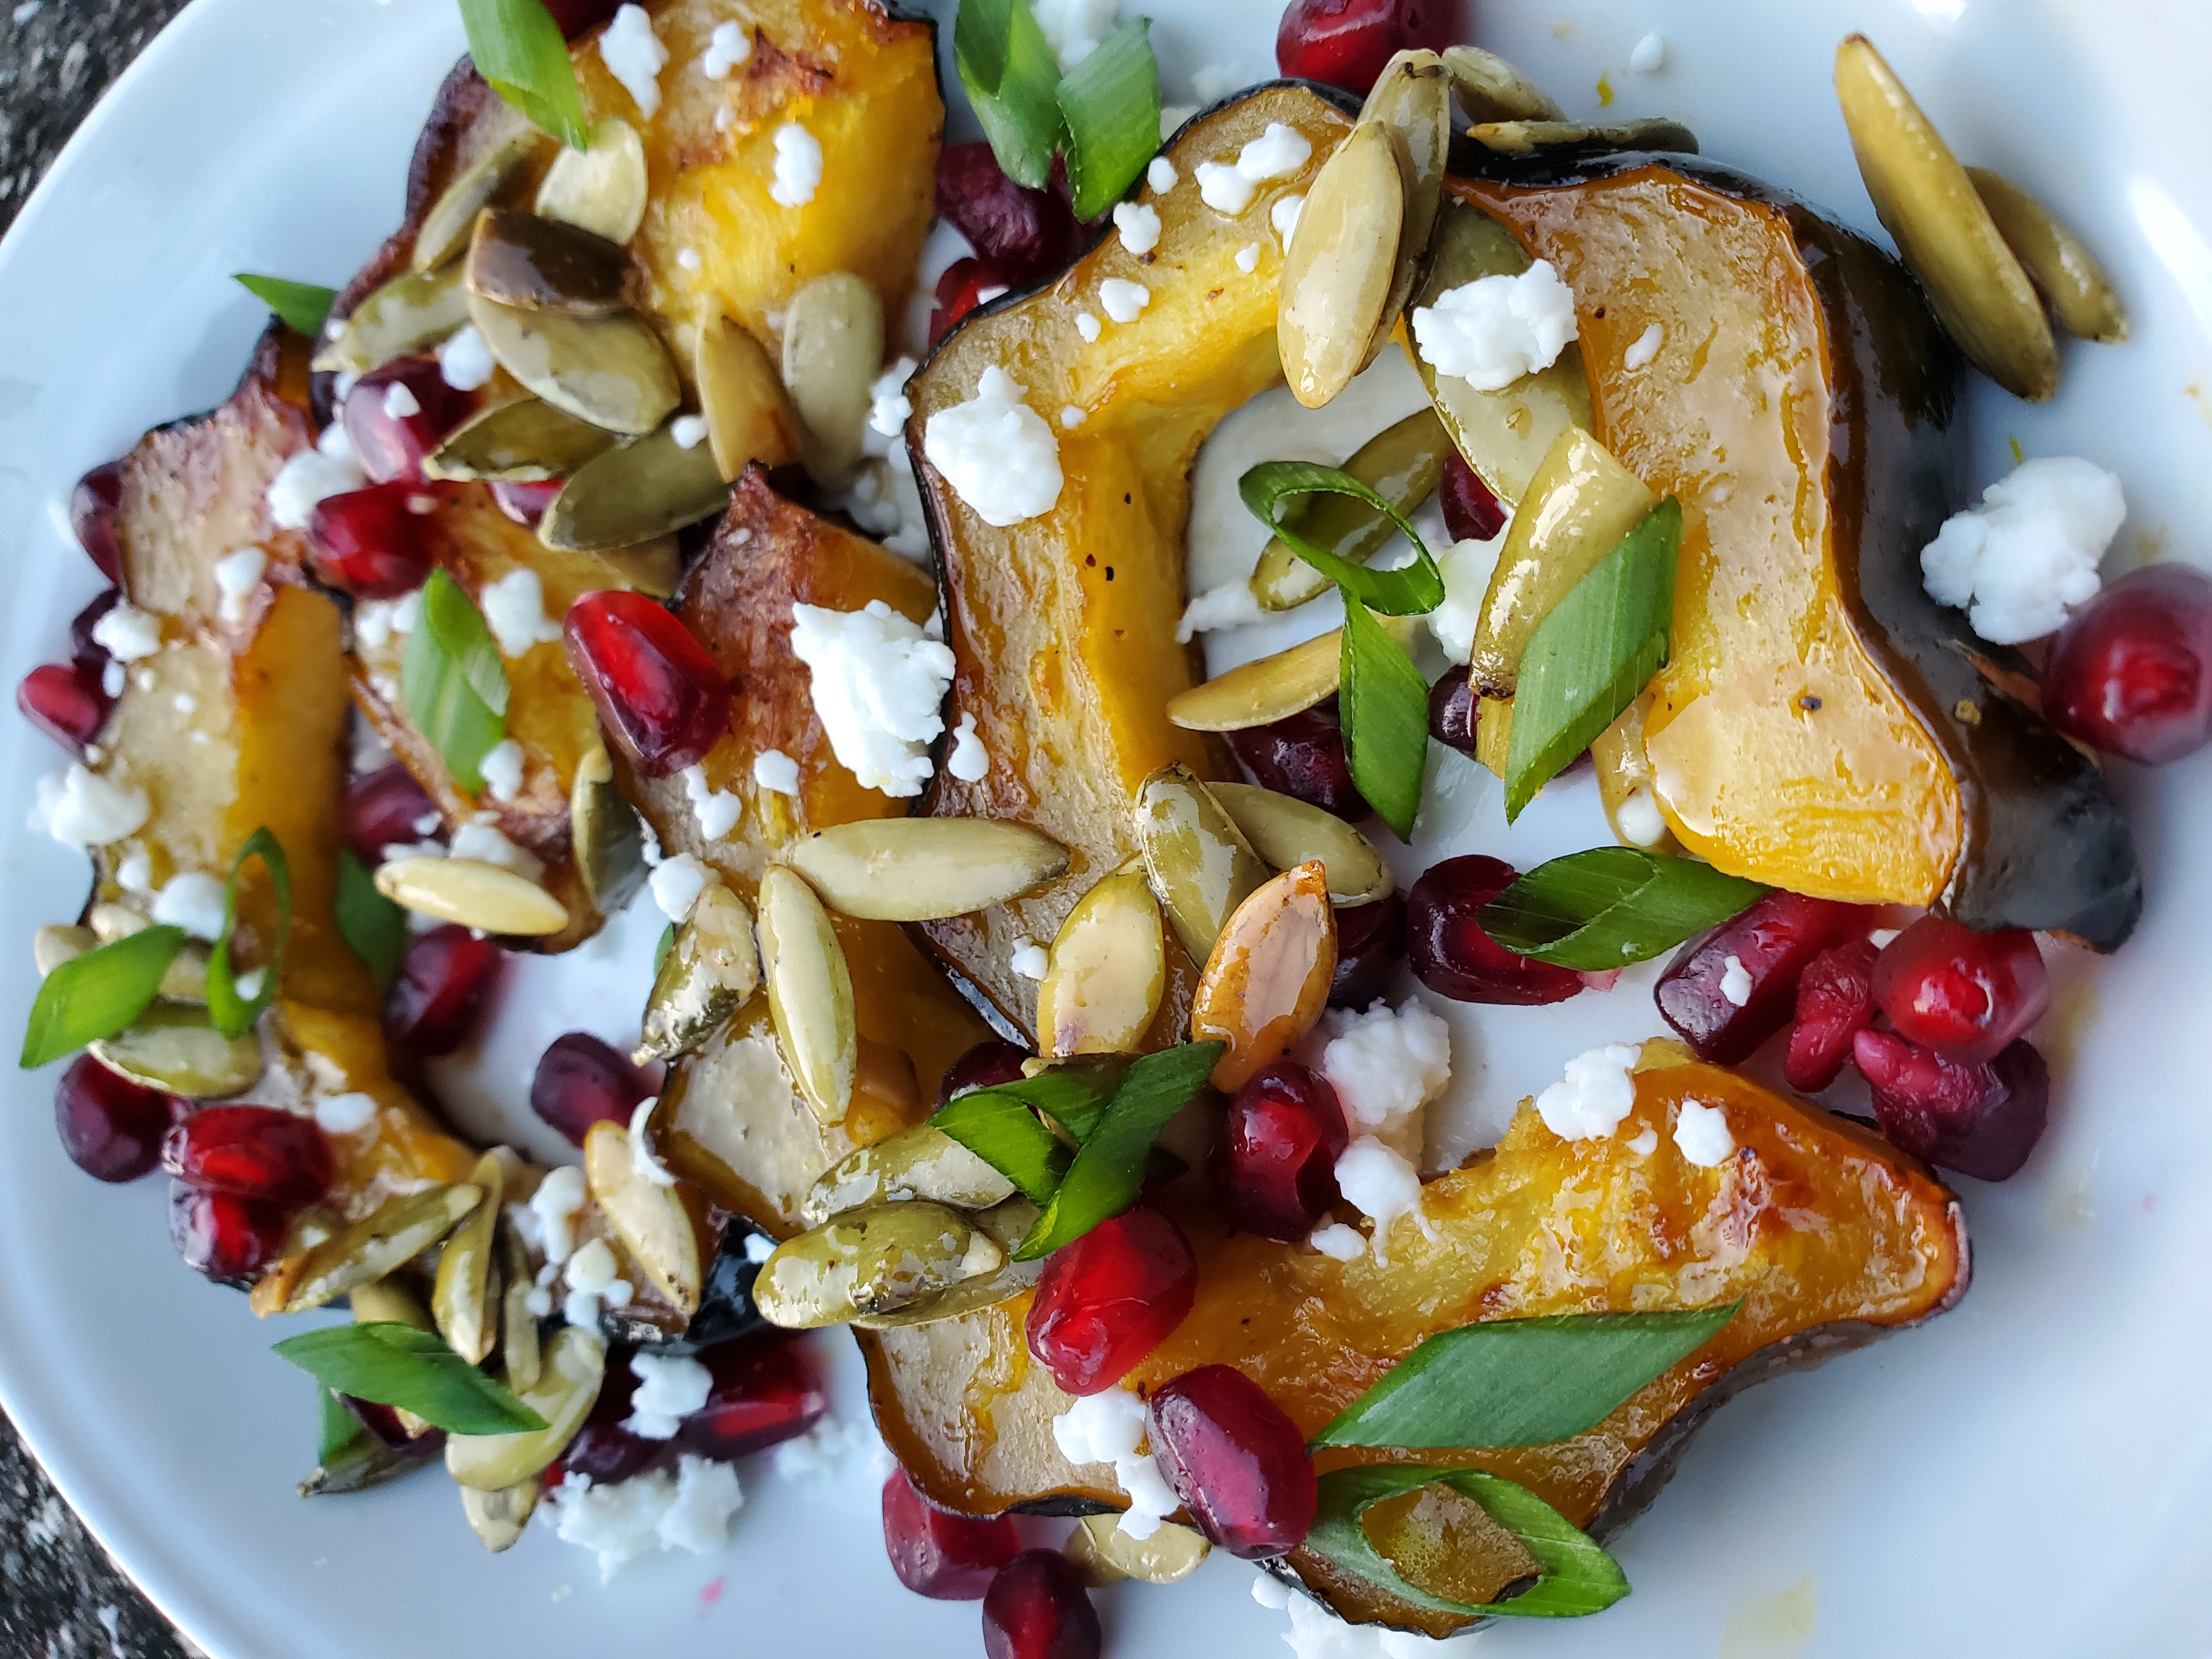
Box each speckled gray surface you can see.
[2,7,201,1656]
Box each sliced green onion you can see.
[207,827,292,1039]
[273,1323,548,1436]
[955,0,1065,189]
[335,849,408,992]
[18,926,189,1069]
[402,569,510,794]
[1478,848,1770,969]
[1239,460,1447,617]
[457,0,589,149]
[1338,600,1432,842]
[1057,19,1163,220]
[930,1084,1073,1203]
[233,274,338,338]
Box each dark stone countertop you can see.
[2,8,196,1657]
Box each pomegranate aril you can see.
[1784,938,1881,1093]
[882,1468,1022,1601]
[1216,1063,1350,1241]
[982,1549,1101,1659]
[937,1039,1034,1106]
[491,478,562,529]
[1025,1207,1197,1395]
[1871,916,2049,1066]
[1426,664,1480,758]
[385,924,504,1057]
[1855,1029,2050,1182]
[2041,563,2212,764]
[531,1031,652,1147]
[54,1055,180,1183]
[342,763,442,862]
[162,1105,332,1207]
[1329,891,1406,1008]
[1227,702,1370,822]
[565,590,731,777]
[342,357,472,487]
[542,0,624,37]
[1148,1364,1317,1560]
[559,1359,665,1485]
[679,1333,828,1460]
[1438,448,1505,543]
[936,143,1082,282]
[345,1396,442,1454]
[70,587,121,669]
[168,1181,289,1284]
[1406,855,1583,1006]
[71,461,123,580]
[1655,891,1872,1064]
[308,485,433,599]
[931,256,1013,346]
[1274,0,1459,94]
[18,661,114,755]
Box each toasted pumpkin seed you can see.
[538,422,732,552]
[374,855,570,936]
[281,1204,343,1257]
[584,1120,703,1316]
[783,819,1071,922]
[461,1479,540,1553]
[261,1183,484,1315]
[1250,408,1451,611]
[1833,35,2055,402]
[801,1125,1019,1226]
[1440,45,1563,122]
[534,117,648,245]
[696,308,803,483]
[1592,691,1677,853]
[349,1278,433,1330]
[1133,763,1272,964]
[1464,117,1698,157]
[635,884,760,1064]
[298,1430,426,1498]
[850,1198,1044,1329]
[571,744,646,915]
[1037,864,1167,1058]
[499,1222,542,1393]
[466,208,642,316]
[415,127,549,274]
[1279,121,1407,409]
[1166,631,1342,732]
[37,921,211,1002]
[422,396,618,482]
[1066,1514,1211,1587]
[312,262,472,377]
[753,1200,1005,1329]
[1362,52,1452,362]
[1189,861,1337,1092]
[32,923,95,974]
[467,291,680,435]
[446,1325,605,1491]
[433,1151,507,1364]
[1209,782,1392,906]
[757,866,858,1125]
[90,1004,263,1098]
[782,272,885,484]
[1966,167,2126,344]
[593,535,681,598]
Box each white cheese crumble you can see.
[1412,260,1579,391]
[1052,1386,1179,1540]
[1234,241,1261,274]
[266,422,369,529]
[920,366,1063,528]
[976,284,1009,306]
[1010,936,1049,980]
[1673,1099,1736,1167]
[769,123,823,208]
[1147,155,1178,191]
[946,711,989,782]
[353,587,423,651]
[624,1352,713,1440]
[1176,578,1267,641]
[212,547,267,625]
[675,246,703,274]
[1426,532,1508,663]
[314,1091,380,1135]
[1270,191,1304,246]
[381,381,420,420]
[648,852,713,921]
[1919,456,2126,644]
[450,819,544,882]
[867,357,918,438]
[478,568,565,658]
[1074,311,1102,343]
[91,601,161,662]
[1273,1582,1447,1656]
[742,1231,777,1265]
[752,748,800,796]
[1097,278,1151,324]
[1193,123,1312,215]
[1616,786,1668,848]
[670,414,709,450]
[1032,0,1117,71]
[1060,405,1086,429]
[788,600,956,795]
[29,765,147,851]
[1317,999,1452,1150]
[1333,1139,1432,1257]
[1308,1222,1364,1261]
[233,967,267,1001]
[1622,321,1664,370]
[679,763,741,839]
[563,1235,628,1327]
[700,20,750,78]
[1718,954,1753,1007]
[1534,1043,1642,1141]
[1112,201,1161,256]
[436,324,495,392]
[529,1165,588,1266]
[151,871,227,941]
[477,738,526,804]
[115,847,154,894]
[1869,927,1902,949]
[629,1094,676,1187]
[770,1412,895,1486]
[101,661,126,697]
[1626,1126,1660,1156]
[543,1454,743,1582]
[1628,31,1666,73]
[598,4,668,119]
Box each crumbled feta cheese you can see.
[1920,456,2125,644]
[1032,0,1117,71]
[544,1454,744,1582]
[1412,259,1580,391]
[381,382,421,420]
[1147,155,1178,192]
[867,357,918,439]
[353,588,423,652]
[1534,1043,1642,1140]
[1074,310,1102,343]
[676,246,703,274]
[742,1231,776,1264]
[649,853,713,921]
[946,712,989,782]
[315,1091,380,1135]
[1425,532,1508,663]
[91,601,161,662]
[1175,578,1267,641]
[788,600,957,795]
[101,661,126,697]
[530,1165,588,1265]
[770,122,822,207]
[624,1352,713,1440]
[976,284,1009,306]
[232,967,268,1001]
[921,366,1063,529]
[1060,405,1085,429]
[1113,201,1161,256]
[115,847,154,894]
[1718,955,1753,1007]
[1254,1576,1291,1610]
[699,19,750,77]
[1308,1222,1364,1261]
[212,547,267,625]
[680,763,742,839]
[1626,1126,1660,1156]
[1673,1099,1736,1167]
[628,1094,676,1187]
[436,324,495,392]
[670,414,709,450]
[477,738,526,804]
[753,749,800,796]
[524,1285,554,1317]
[1317,999,1451,1150]
[450,820,544,881]
[599,4,668,119]
[1194,162,1251,215]
[1278,1586,1446,1656]
[1615,787,1668,848]
[1052,1386,1178,1539]
[1869,927,1901,949]
[1194,122,1312,216]
[1270,191,1304,245]
[1010,936,1049,980]
[1097,278,1150,324]
[29,766,149,852]
[1333,1138,1432,1257]
[1234,241,1261,273]
[150,871,228,941]
[266,423,369,529]
[1628,31,1666,73]
[478,568,565,657]
[1622,321,1664,370]
[771,1412,895,1485]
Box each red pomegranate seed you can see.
[1274,0,1459,94]
[679,1334,829,1460]
[2041,564,2212,764]
[1426,664,1480,758]
[930,256,1015,346]
[1147,1365,1317,1559]
[936,143,1081,284]
[1227,702,1370,822]
[1329,891,1406,1008]
[1026,1209,1198,1396]
[17,661,114,755]
[308,485,433,599]
[542,0,624,37]
[161,1105,332,1208]
[342,357,472,487]
[385,924,505,1057]
[1871,916,2049,1066]
[343,1396,443,1454]
[565,590,731,777]
[1655,892,1872,1064]
[1216,1063,1349,1240]
[937,1039,1033,1106]
[1406,855,1583,1006]
[1854,1029,2050,1182]
[54,1055,182,1183]
[881,1468,1022,1601]
[341,763,443,862]
[70,586,121,668]
[983,1550,1101,1659]
[168,1180,290,1284]
[531,1031,653,1147]
[1783,938,1881,1093]
[71,461,123,581]
[1439,449,1505,543]
[491,478,562,529]
[559,1359,665,1485]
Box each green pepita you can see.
[754,1200,1005,1329]
[635,883,760,1064]
[781,272,885,484]
[89,1003,264,1098]
[801,1125,1019,1226]
[1209,782,1393,906]
[445,1325,605,1492]
[534,117,648,245]
[312,263,472,377]
[1036,863,1167,1058]
[466,208,642,317]
[266,1183,485,1316]
[571,744,647,916]
[783,818,1070,922]
[415,127,550,274]
[757,866,859,1126]
[423,397,619,483]
[433,1151,506,1364]
[467,291,680,436]
[539,421,732,552]
[1132,764,1271,966]
[1248,408,1451,611]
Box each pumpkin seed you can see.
[1036,864,1167,1058]
[1410,200,1595,509]
[90,1003,263,1098]
[1362,52,1452,365]
[1440,45,1563,122]
[86,902,145,943]
[781,272,885,485]
[1133,763,1272,964]
[1966,166,2127,343]
[298,1430,425,1498]
[635,884,760,1064]
[467,291,680,435]
[415,127,549,274]
[312,263,472,377]
[1249,408,1452,611]
[422,396,619,482]
[584,1120,703,1316]
[849,1198,1046,1329]
[594,535,682,598]
[499,1221,543,1394]
[32,923,95,974]
[466,208,643,317]
[571,743,646,915]
[757,866,858,1126]
[1279,121,1407,410]
[1592,691,1677,853]
[1166,631,1342,732]
[461,1479,540,1553]
[1464,117,1699,157]
[264,1183,486,1316]
[753,1200,1005,1329]
[1209,782,1393,906]
[538,422,732,552]
[446,1325,605,1491]
[349,1278,433,1330]
[783,819,1071,922]
[802,1125,1019,1225]
[696,307,802,482]
[374,855,571,936]
[37,921,211,1002]
[1066,1514,1211,1587]
[1833,34,2055,402]
[281,1204,343,1257]
[534,117,648,245]
[433,1151,507,1364]
[1189,860,1337,1092]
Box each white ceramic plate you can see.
[3,1,2210,1655]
